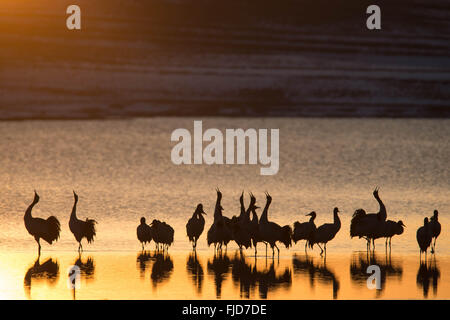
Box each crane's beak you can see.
[401,222,406,227]
[305,212,313,216]
[202,210,207,215]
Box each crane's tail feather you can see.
[350,209,366,238]
[84,218,97,243]
[281,225,292,248]
[42,216,61,244]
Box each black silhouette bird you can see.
[350,187,387,251]
[186,204,207,250]
[429,210,441,254]
[258,192,292,258]
[293,211,317,253]
[151,219,174,251]
[24,191,61,255]
[137,217,152,250]
[207,188,232,252]
[230,192,253,252]
[69,191,97,252]
[23,256,59,299]
[375,220,405,251]
[248,193,263,256]
[417,217,432,260]
[310,207,342,256]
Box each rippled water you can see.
[0,118,448,299]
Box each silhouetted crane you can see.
[186,204,207,250]
[207,188,232,252]
[310,207,342,256]
[151,219,174,251]
[350,187,387,251]
[69,191,97,252]
[248,193,263,256]
[376,220,405,251]
[230,192,253,252]
[417,217,432,260]
[429,210,441,254]
[258,192,292,258]
[293,211,317,253]
[24,191,61,255]
[137,217,152,250]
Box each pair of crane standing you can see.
[24,188,441,258]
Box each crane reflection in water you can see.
[416,257,440,298]
[350,252,403,298]
[292,254,340,299]
[136,251,173,288]
[71,253,95,300]
[23,255,59,299]
[207,252,291,299]
[186,251,204,295]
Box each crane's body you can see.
[429,210,441,253]
[350,187,387,250]
[293,211,317,252]
[207,189,232,252]
[231,193,253,251]
[417,217,432,259]
[24,191,61,255]
[151,219,174,250]
[258,193,292,257]
[186,204,206,250]
[69,191,97,252]
[137,217,153,250]
[310,207,341,256]
[374,219,405,250]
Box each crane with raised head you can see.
[258,192,292,258]
[69,191,97,252]
[24,191,61,255]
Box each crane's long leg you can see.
[317,244,324,255]
[36,238,41,256]
[304,242,307,253]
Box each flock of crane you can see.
[23,188,441,260]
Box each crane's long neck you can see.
[334,211,341,229]
[251,208,258,223]
[309,215,316,223]
[214,199,222,221]
[260,200,271,223]
[375,195,386,220]
[24,201,37,221]
[70,198,78,221]
[239,197,245,218]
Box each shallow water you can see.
[0,250,448,300]
[0,118,448,299]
